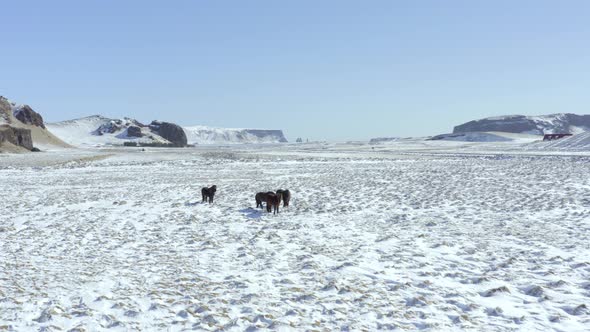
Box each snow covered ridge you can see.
[47,116,288,146]
[183,125,287,144]
[454,113,590,135]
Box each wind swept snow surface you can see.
[1,146,590,331]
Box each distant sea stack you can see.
[453,114,590,135]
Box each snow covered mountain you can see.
[47,116,288,146]
[454,114,590,135]
[183,126,288,144]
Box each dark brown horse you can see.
[255,191,275,209]
[266,192,281,215]
[201,185,217,203]
[276,189,291,207]
[255,191,281,214]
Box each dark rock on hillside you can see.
[149,121,187,147]
[95,118,146,136]
[96,119,124,134]
[0,125,34,150]
[126,126,143,137]
[13,105,46,129]
[453,114,590,135]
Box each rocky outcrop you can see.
[0,125,34,150]
[126,126,143,137]
[149,121,187,147]
[0,97,69,149]
[95,118,145,135]
[453,114,590,135]
[13,105,46,129]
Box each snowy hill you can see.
[47,116,287,146]
[184,126,288,144]
[454,114,590,135]
[47,116,186,147]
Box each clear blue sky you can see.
[2,1,589,141]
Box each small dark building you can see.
[543,133,573,141]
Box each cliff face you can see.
[453,114,590,135]
[13,105,46,129]
[243,130,288,143]
[0,125,33,150]
[183,126,288,144]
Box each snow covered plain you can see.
[1,142,590,331]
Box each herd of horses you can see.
[255,190,291,214]
[201,185,291,215]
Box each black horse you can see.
[276,189,291,207]
[201,185,217,203]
